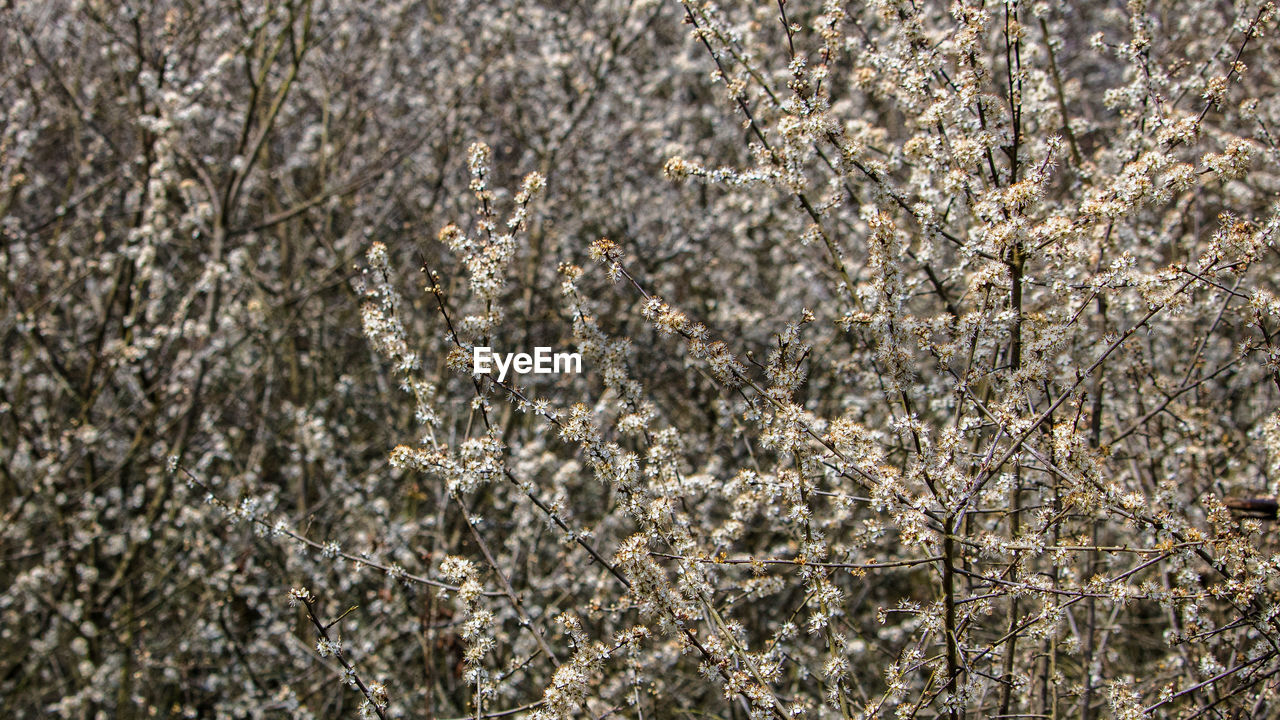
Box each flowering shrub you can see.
[5,0,1280,717]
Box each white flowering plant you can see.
[5,0,1280,718]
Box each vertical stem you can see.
[999,245,1024,717]
[1080,522,1099,720]
[943,517,961,720]
[1081,295,1107,720]
[998,465,1022,718]
[1001,1,1026,691]
[1009,246,1024,373]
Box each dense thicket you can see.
[5,1,1280,718]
